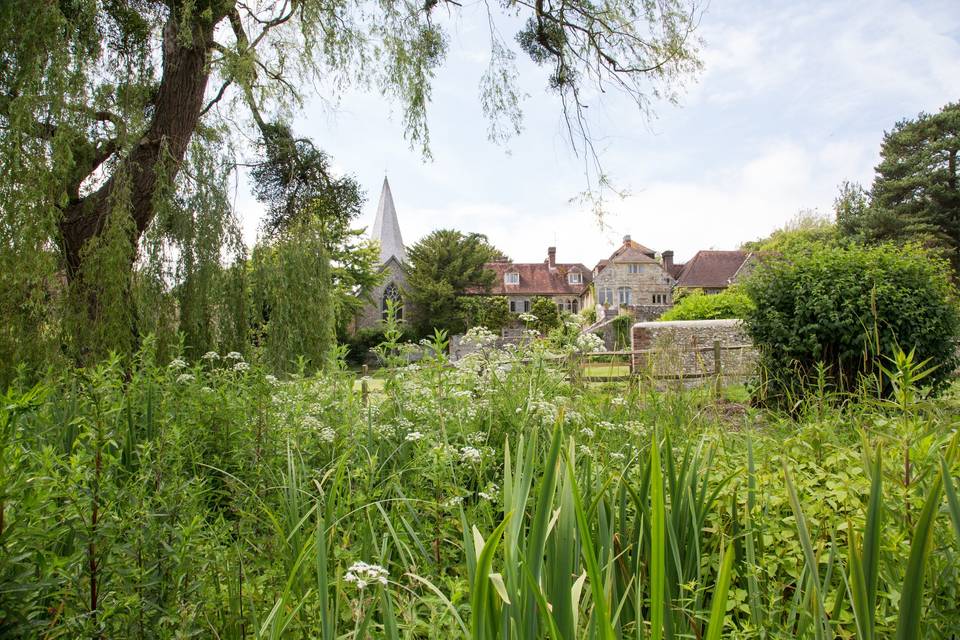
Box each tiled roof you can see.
[482,260,592,296]
[666,262,685,279]
[594,239,659,274]
[675,251,750,289]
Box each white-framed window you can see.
[509,299,517,313]
[599,287,613,306]
[628,263,642,274]
[567,271,582,284]
[617,287,632,306]
[504,272,519,284]
[652,293,668,304]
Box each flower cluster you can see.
[574,332,605,353]
[344,562,389,590]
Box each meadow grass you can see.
[1,339,959,638]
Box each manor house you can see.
[353,179,755,331]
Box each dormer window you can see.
[628,263,642,274]
[567,271,582,284]
[504,272,519,285]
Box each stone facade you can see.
[593,236,674,315]
[354,257,409,330]
[631,319,758,383]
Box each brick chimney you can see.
[662,250,674,274]
[623,234,631,245]
[547,246,556,268]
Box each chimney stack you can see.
[662,250,674,274]
[547,246,556,268]
[623,234,631,244]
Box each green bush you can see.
[528,296,562,334]
[343,324,417,365]
[660,288,754,321]
[456,295,513,333]
[743,244,960,396]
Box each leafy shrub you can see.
[344,324,417,365]
[612,313,633,349]
[660,288,754,321]
[528,296,561,334]
[456,295,513,333]
[743,244,960,396]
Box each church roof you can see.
[371,177,405,264]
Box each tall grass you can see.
[1,339,958,637]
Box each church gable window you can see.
[382,282,403,320]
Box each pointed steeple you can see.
[371,177,406,264]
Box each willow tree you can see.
[0,0,702,364]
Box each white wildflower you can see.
[168,358,187,370]
[610,397,628,406]
[610,452,626,461]
[444,495,465,508]
[201,351,220,361]
[233,361,250,372]
[201,386,214,394]
[176,373,195,384]
[580,427,595,438]
[344,561,389,590]
[318,426,336,443]
[460,446,482,464]
[574,332,605,353]
[518,312,538,323]
[405,431,424,442]
[462,326,498,347]
[225,351,243,360]
[264,374,278,385]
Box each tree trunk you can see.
[59,16,214,281]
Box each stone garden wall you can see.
[631,319,758,384]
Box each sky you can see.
[234,0,960,266]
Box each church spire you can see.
[371,177,405,264]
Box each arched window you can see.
[381,282,403,320]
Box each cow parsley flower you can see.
[264,374,278,385]
[168,358,187,370]
[460,446,482,464]
[201,351,220,361]
[344,562,389,589]
[225,351,243,360]
[518,312,538,323]
[176,373,195,384]
[233,361,250,372]
[405,431,424,442]
[318,426,335,443]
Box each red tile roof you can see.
[481,260,592,296]
[675,251,750,289]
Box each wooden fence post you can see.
[361,364,369,406]
[713,340,722,397]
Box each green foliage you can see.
[404,229,503,336]
[660,288,755,321]
[344,325,418,366]
[741,210,841,255]
[837,103,960,270]
[2,337,960,637]
[611,313,633,349]
[527,296,562,334]
[457,295,513,333]
[743,243,960,398]
[249,217,336,374]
